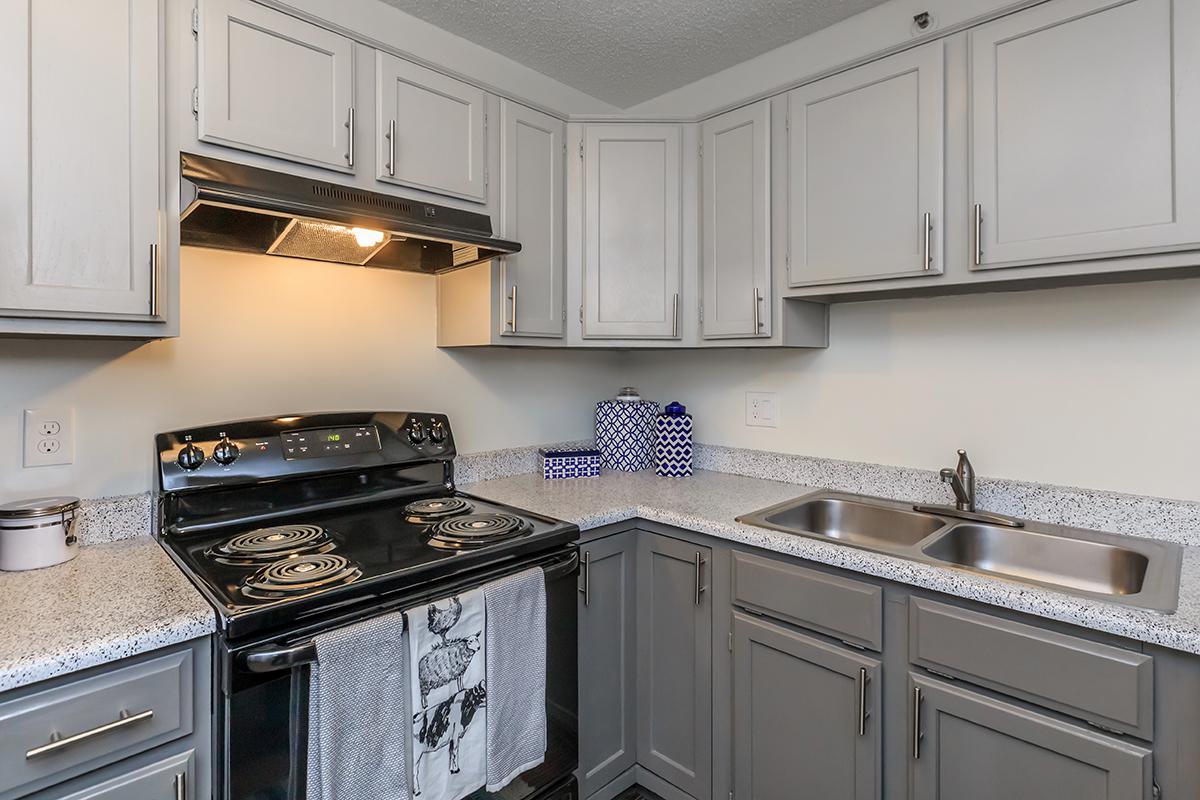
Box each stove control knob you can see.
[429,420,448,444]
[213,432,240,466]
[177,436,205,470]
[409,420,428,445]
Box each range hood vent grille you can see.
[179,153,520,273]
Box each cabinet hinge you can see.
[562,308,567,321]
[578,305,584,323]
[699,141,703,159]
[729,792,734,800]
[699,305,704,323]
[785,113,790,131]
[483,111,488,132]
[191,6,199,36]
[578,140,584,160]
[1153,780,1162,799]
[191,87,199,116]
[484,167,489,189]
[727,631,732,652]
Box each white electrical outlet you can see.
[24,408,75,467]
[745,392,778,428]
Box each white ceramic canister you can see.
[0,496,80,571]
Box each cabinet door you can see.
[0,0,162,318]
[970,0,1200,268]
[578,532,638,797]
[583,125,683,339]
[637,534,712,799]
[376,53,488,202]
[701,102,770,339]
[198,0,354,172]
[786,41,944,286]
[911,675,1152,800]
[732,612,880,800]
[500,101,565,338]
[54,749,193,800]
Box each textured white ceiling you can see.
[378,0,891,108]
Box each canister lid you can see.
[664,401,687,416]
[614,387,642,403]
[0,496,81,519]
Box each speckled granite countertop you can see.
[463,470,1200,655]
[0,537,214,692]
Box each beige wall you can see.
[624,278,1200,503]
[0,248,621,499]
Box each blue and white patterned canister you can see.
[595,388,660,472]
[539,447,602,480]
[654,401,694,478]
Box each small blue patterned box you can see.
[539,447,602,480]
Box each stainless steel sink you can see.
[737,493,948,549]
[921,522,1180,612]
[738,491,1183,613]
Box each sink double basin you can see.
[737,492,1182,613]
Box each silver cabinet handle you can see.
[26,708,154,759]
[922,212,932,271]
[752,287,763,333]
[386,119,396,177]
[507,284,518,332]
[149,243,159,316]
[672,293,679,338]
[345,107,355,167]
[858,667,870,736]
[579,550,590,607]
[912,686,924,759]
[973,204,983,266]
[175,771,187,800]
[694,551,707,606]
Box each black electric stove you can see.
[155,412,580,800]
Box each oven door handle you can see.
[241,549,579,674]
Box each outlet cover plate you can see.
[24,408,75,467]
[745,392,778,428]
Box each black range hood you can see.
[178,153,520,273]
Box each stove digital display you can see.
[280,426,382,460]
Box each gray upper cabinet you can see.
[701,101,771,339]
[733,611,881,800]
[500,101,565,338]
[577,532,638,797]
[0,0,163,321]
[582,125,683,339]
[197,0,355,172]
[637,533,712,800]
[376,54,488,202]
[910,674,1153,800]
[786,41,945,287]
[969,0,1200,269]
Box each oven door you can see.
[217,546,579,800]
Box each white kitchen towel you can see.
[409,587,487,800]
[306,611,409,800]
[484,567,547,791]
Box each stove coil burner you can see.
[428,512,533,550]
[404,497,474,524]
[242,554,361,599]
[209,524,334,565]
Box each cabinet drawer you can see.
[732,550,883,650]
[52,749,193,800]
[0,649,193,798]
[909,598,1152,738]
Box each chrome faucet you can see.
[914,448,1024,528]
[940,449,976,512]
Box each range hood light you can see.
[351,227,385,247]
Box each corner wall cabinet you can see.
[785,40,945,287]
[0,0,164,325]
[375,53,489,202]
[581,125,684,340]
[700,101,771,338]
[968,0,1200,269]
[197,0,356,172]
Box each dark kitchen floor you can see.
[615,789,664,800]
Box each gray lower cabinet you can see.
[53,748,193,800]
[636,534,712,800]
[578,531,639,797]
[732,611,881,800]
[910,674,1153,800]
